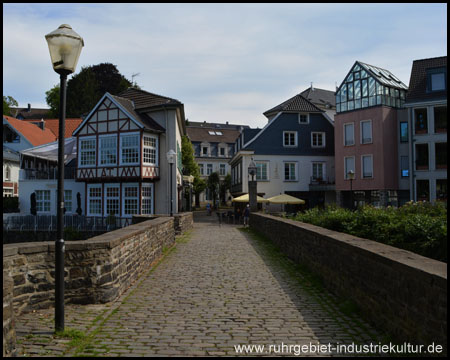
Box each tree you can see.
[219,173,232,205]
[207,172,220,210]
[181,135,199,177]
[45,63,133,117]
[3,95,18,116]
[193,177,207,208]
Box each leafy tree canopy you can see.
[45,63,133,118]
[3,95,18,116]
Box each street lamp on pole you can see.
[347,169,355,210]
[45,24,83,333]
[167,149,176,216]
[248,158,257,212]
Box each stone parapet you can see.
[250,213,447,347]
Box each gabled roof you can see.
[242,128,261,145]
[357,61,408,90]
[22,118,83,138]
[405,56,447,104]
[263,93,323,117]
[10,107,51,120]
[187,121,249,131]
[186,127,240,144]
[300,87,336,107]
[118,87,182,109]
[3,115,57,146]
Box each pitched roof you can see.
[187,121,249,131]
[358,61,408,90]
[118,87,182,109]
[22,118,83,138]
[10,107,51,120]
[300,87,336,107]
[3,115,57,146]
[405,56,447,104]
[186,126,241,144]
[242,128,261,145]
[263,93,323,117]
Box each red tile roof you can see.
[22,118,83,138]
[3,115,57,146]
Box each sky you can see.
[3,3,447,128]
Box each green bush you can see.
[3,196,19,213]
[292,202,447,262]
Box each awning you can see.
[232,193,269,203]
[267,194,305,204]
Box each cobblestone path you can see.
[15,212,384,357]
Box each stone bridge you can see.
[3,211,446,357]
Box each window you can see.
[414,108,428,134]
[400,122,408,142]
[87,185,102,216]
[435,143,447,169]
[400,156,409,177]
[79,138,96,166]
[312,162,325,181]
[143,135,158,165]
[5,166,11,181]
[360,120,372,144]
[123,184,139,217]
[436,179,447,201]
[202,146,209,157]
[427,67,446,92]
[416,180,429,202]
[64,190,72,213]
[344,123,354,146]
[219,164,226,176]
[256,162,268,181]
[344,157,355,179]
[199,163,204,176]
[99,136,117,166]
[105,185,120,216]
[299,114,309,124]
[219,147,226,157]
[362,155,373,178]
[415,144,429,170]
[311,132,325,148]
[206,164,213,175]
[121,134,139,164]
[434,106,447,133]
[284,162,297,181]
[35,190,51,213]
[283,131,297,147]
[142,184,154,215]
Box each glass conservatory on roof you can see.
[336,61,408,113]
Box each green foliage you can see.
[3,95,18,116]
[64,227,82,240]
[181,135,199,177]
[293,202,447,262]
[3,196,19,213]
[45,85,60,117]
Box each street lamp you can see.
[167,149,176,216]
[347,169,355,210]
[45,24,83,333]
[248,158,257,211]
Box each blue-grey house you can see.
[229,89,336,209]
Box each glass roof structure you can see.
[336,61,408,113]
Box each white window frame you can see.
[35,190,51,213]
[360,120,373,144]
[122,183,139,218]
[344,156,356,179]
[361,154,373,179]
[119,132,140,166]
[206,163,213,175]
[311,162,326,180]
[219,145,226,157]
[142,183,154,215]
[201,143,210,157]
[311,132,326,148]
[256,161,269,181]
[283,131,298,147]
[143,134,158,166]
[284,162,298,181]
[79,136,97,168]
[5,165,11,181]
[219,163,226,176]
[199,163,204,176]
[64,190,73,213]
[298,113,310,124]
[104,184,120,217]
[99,134,118,166]
[87,184,102,216]
[344,123,355,146]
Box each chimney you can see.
[40,118,45,130]
[27,103,31,112]
[310,82,314,91]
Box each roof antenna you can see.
[131,73,140,87]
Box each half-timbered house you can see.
[72,88,186,218]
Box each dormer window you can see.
[427,67,446,92]
[299,114,309,124]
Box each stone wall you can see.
[3,272,16,357]
[250,213,447,347]
[3,217,174,317]
[133,212,193,235]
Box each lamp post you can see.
[347,170,355,210]
[45,24,83,333]
[167,149,176,216]
[248,158,257,212]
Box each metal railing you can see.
[3,214,133,232]
[20,168,77,180]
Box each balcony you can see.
[20,168,77,180]
[309,176,335,191]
